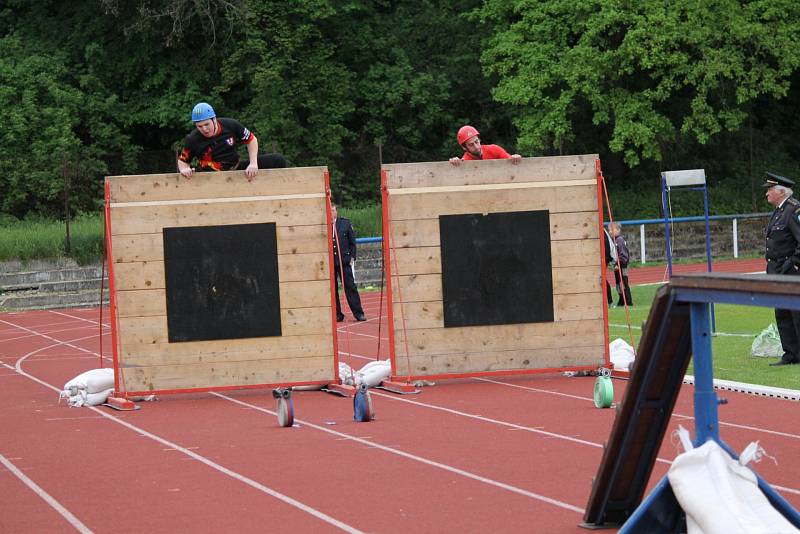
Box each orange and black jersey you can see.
[178,117,256,171]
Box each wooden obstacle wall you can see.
[105,167,336,394]
[382,155,606,379]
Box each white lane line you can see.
[0,319,97,356]
[464,380,800,496]
[0,452,93,534]
[6,329,363,534]
[477,377,594,402]
[609,323,754,337]
[1,325,106,343]
[214,392,583,514]
[372,389,602,449]
[369,390,800,496]
[337,350,378,363]
[49,309,111,329]
[477,377,800,441]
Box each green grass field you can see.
[0,213,105,265]
[608,284,800,391]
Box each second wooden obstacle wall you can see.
[382,155,606,379]
[106,167,335,394]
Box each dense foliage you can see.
[1,0,799,220]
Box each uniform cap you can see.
[763,171,795,188]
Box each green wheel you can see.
[594,375,614,408]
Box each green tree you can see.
[479,0,800,169]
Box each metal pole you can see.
[661,175,673,277]
[702,184,716,332]
[640,224,646,263]
[690,302,719,445]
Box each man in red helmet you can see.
[448,125,522,166]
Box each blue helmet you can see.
[191,102,216,122]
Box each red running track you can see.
[1,292,798,533]
[626,257,766,285]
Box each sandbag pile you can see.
[338,360,392,388]
[59,368,114,407]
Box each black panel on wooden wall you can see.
[163,223,282,342]
[439,211,554,328]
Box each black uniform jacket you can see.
[333,217,357,267]
[766,196,800,275]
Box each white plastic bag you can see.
[609,338,635,371]
[751,323,783,358]
[668,426,797,534]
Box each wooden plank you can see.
[108,167,327,203]
[115,279,331,317]
[383,155,598,189]
[390,239,600,277]
[392,344,605,376]
[393,292,603,330]
[113,252,328,291]
[118,307,331,347]
[387,211,599,249]
[120,332,333,366]
[392,266,600,303]
[388,184,597,221]
[110,197,326,235]
[116,289,166,317]
[111,224,329,263]
[393,319,605,356]
[120,355,335,392]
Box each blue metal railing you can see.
[356,212,772,251]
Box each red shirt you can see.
[462,144,511,160]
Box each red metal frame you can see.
[381,169,399,377]
[597,159,612,368]
[103,179,124,397]
[106,170,340,399]
[384,159,611,383]
[119,380,333,398]
[324,170,341,384]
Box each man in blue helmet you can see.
[177,102,286,180]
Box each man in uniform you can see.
[332,204,366,322]
[764,171,800,366]
[177,102,286,181]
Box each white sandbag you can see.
[609,338,635,371]
[356,361,391,388]
[63,368,114,394]
[65,388,114,408]
[357,359,390,375]
[339,362,355,385]
[668,429,798,534]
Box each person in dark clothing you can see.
[610,222,633,307]
[177,102,286,181]
[603,226,616,306]
[332,204,365,322]
[763,171,800,366]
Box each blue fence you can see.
[356,212,771,264]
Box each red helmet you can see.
[457,125,479,146]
